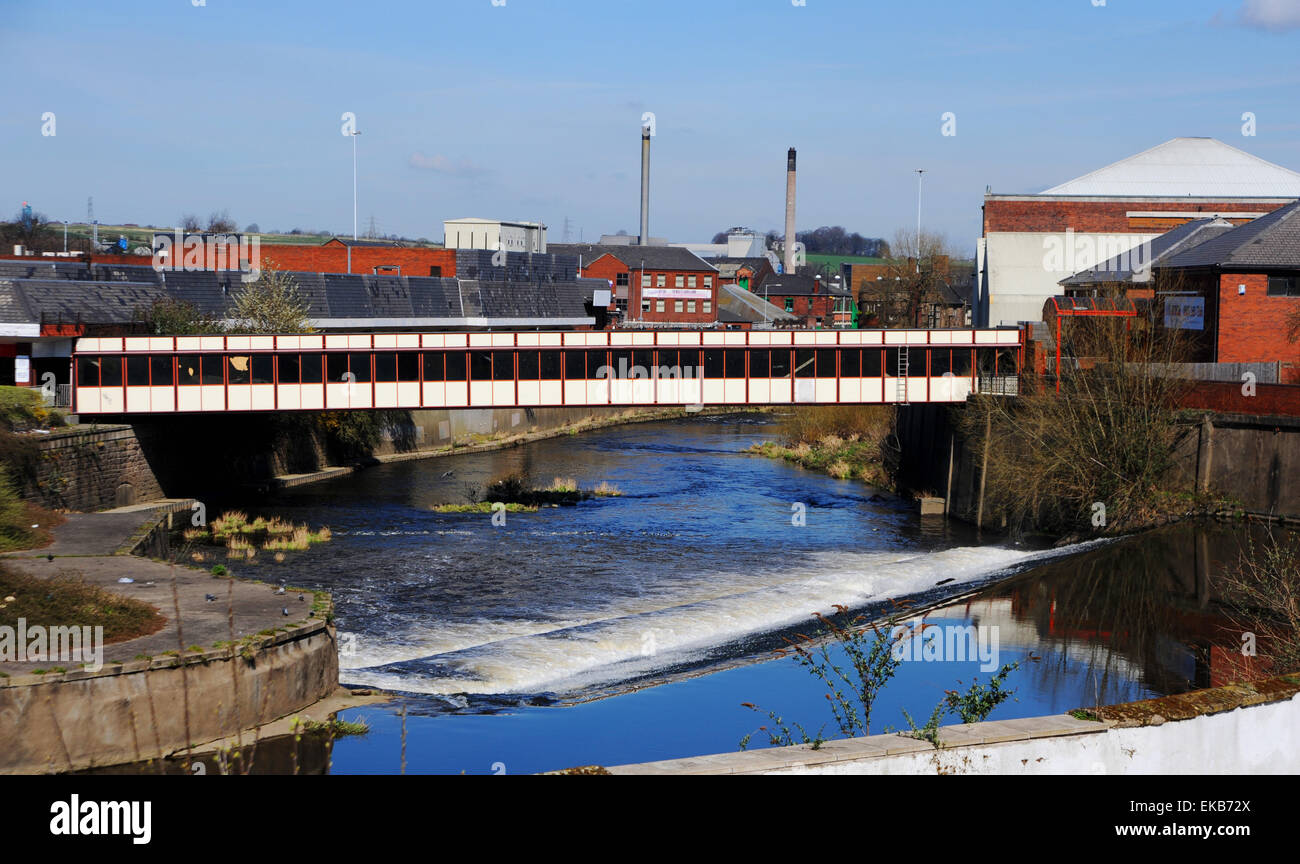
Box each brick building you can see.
[979,138,1300,327]
[756,274,854,328]
[550,244,719,327]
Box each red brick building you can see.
[551,244,719,327]
[979,138,1300,327]
[75,237,458,277]
[756,274,853,328]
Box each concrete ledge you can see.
[603,674,1300,775]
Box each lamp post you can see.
[348,129,361,273]
[915,169,925,274]
[63,221,68,253]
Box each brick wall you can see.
[1215,273,1300,364]
[1176,380,1300,417]
[983,198,1286,234]
[85,245,457,277]
[580,254,718,325]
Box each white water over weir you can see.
[338,542,1100,698]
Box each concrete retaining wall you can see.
[0,619,338,774]
[606,674,1300,775]
[22,424,164,512]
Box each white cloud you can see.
[408,151,487,178]
[1238,0,1300,31]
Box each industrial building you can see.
[442,218,548,253]
[978,138,1300,327]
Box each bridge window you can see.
[702,349,723,378]
[100,357,123,387]
[446,352,467,381]
[908,348,928,376]
[611,350,633,377]
[301,354,323,384]
[278,354,300,384]
[493,351,515,381]
[126,356,149,387]
[564,350,585,380]
[396,353,419,383]
[77,356,101,386]
[470,351,493,381]
[885,350,899,377]
[228,355,251,385]
[749,350,769,378]
[725,349,746,378]
[815,349,836,377]
[541,351,562,380]
[252,355,274,385]
[840,349,861,378]
[151,355,174,386]
[202,355,224,385]
[864,349,882,378]
[375,352,398,382]
[770,349,791,379]
[518,350,539,380]
[953,349,972,377]
[633,349,653,374]
[587,349,609,379]
[422,352,444,382]
[976,348,997,376]
[794,349,815,379]
[996,349,1018,375]
[931,349,951,377]
[327,353,348,382]
[348,353,372,383]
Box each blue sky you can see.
[3,0,1299,254]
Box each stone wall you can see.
[22,424,164,512]
[0,619,338,774]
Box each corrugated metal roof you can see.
[1042,138,1300,197]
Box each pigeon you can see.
[440,470,454,478]
[281,607,290,617]
[204,594,218,602]
[117,577,134,584]
[46,554,53,561]
[274,586,286,595]
[298,593,305,602]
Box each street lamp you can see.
[63,221,68,253]
[915,169,925,274]
[351,129,361,240]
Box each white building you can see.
[978,138,1300,326]
[443,218,548,253]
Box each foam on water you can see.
[340,541,1102,697]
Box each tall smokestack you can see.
[784,148,797,274]
[640,127,651,246]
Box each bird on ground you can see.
[204,594,217,602]
[281,607,290,617]
[440,470,454,478]
[298,594,305,602]
[274,586,286,595]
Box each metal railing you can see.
[41,384,72,409]
[977,376,1019,397]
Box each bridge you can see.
[70,327,1024,415]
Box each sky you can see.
[3,0,1300,255]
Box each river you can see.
[222,414,1257,774]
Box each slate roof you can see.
[758,274,851,297]
[1159,199,1300,270]
[0,268,595,329]
[548,243,717,272]
[1060,217,1237,286]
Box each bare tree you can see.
[207,209,237,233]
[229,267,313,334]
[180,213,202,233]
[855,229,957,328]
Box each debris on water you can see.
[117,577,134,584]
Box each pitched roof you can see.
[759,274,851,297]
[1042,138,1300,197]
[716,282,798,325]
[548,243,717,272]
[1160,199,1300,269]
[1060,217,1237,285]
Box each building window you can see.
[703,300,712,314]
[687,275,697,288]
[687,300,696,313]
[674,300,684,313]
[641,273,651,288]
[615,299,628,314]
[704,276,713,289]
[675,275,685,288]
[656,274,666,287]
[616,273,629,287]
[1268,276,1300,297]
[641,300,651,313]
[656,299,665,312]
[784,298,794,313]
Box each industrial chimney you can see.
[639,126,651,246]
[784,148,797,274]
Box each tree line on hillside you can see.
[711,226,890,258]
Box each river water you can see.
[225,414,1258,774]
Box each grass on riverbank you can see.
[180,511,332,560]
[0,564,166,645]
[747,406,895,488]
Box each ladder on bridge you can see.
[895,347,909,404]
